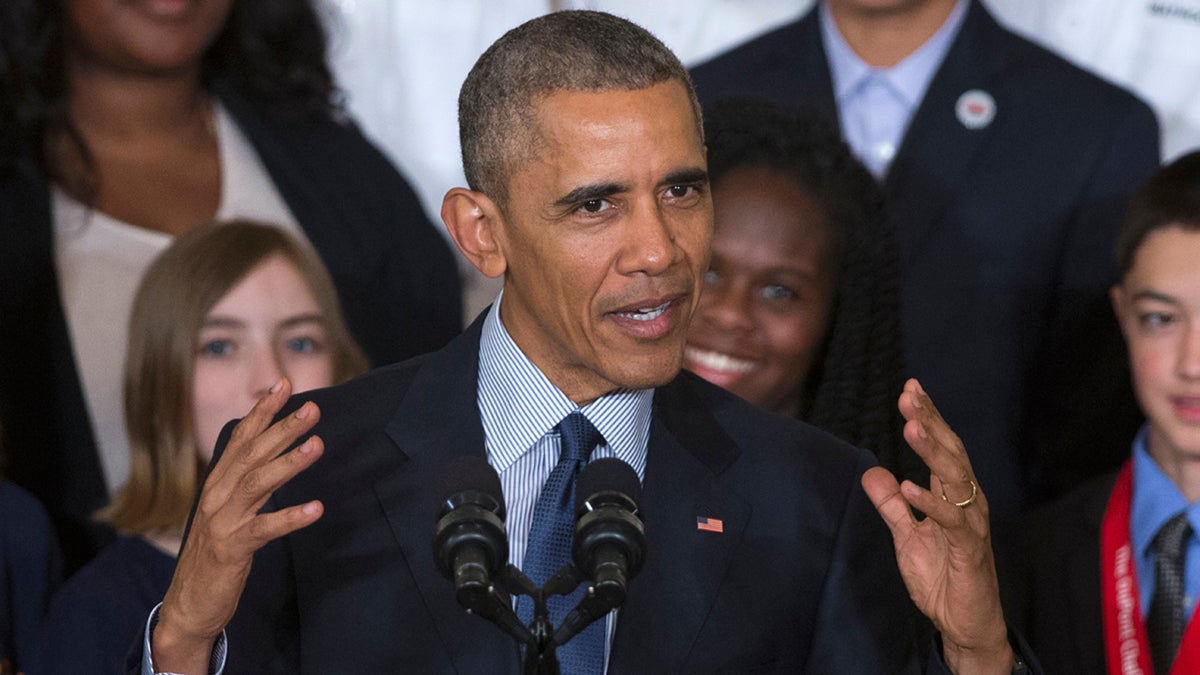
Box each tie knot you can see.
[558,412,602,464]
[1156,512,1193,559]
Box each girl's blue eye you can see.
[201,340,233,357]
[287,337,317,353]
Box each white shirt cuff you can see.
[141,602,227,675]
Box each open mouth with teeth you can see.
[615,302,671,321]
[684,346,756,374]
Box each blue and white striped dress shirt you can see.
[479,293,652,671]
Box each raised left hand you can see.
[862,378,1013,675]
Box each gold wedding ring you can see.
[941,479,977,508]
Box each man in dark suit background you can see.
[690,0,1161,516]
[140,11,1027,674]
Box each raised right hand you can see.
[862,379,1012,675]
[152,379,325,673]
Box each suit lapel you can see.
[371,316,521,672]
[368,330,754,670]
[884,0,1006,262]
[0,167,109,535]
[610,377,750,671]
[1067,479,1112,670]
[212,82,358,291]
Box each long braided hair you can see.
[703,99,920,482]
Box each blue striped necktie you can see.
[518,411,605,674]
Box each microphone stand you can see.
[434,460,636,674]
[492,562,614,675]
[440,541,615,675]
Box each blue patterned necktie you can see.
[1148,512,1192,675]
[518,411,606,674]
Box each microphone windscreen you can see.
[576,457,641,513]
[436,454,506,519]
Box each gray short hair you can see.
[458,10,702,206]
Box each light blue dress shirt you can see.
[821,0,969,179]
[1130,425,1200,621]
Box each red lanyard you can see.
[1101,461,1200,675]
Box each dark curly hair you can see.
[0,0,339,181]
[703,99,921,483]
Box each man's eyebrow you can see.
[553,182,627,208]
[662,167,709,186]
[552,168,708,208]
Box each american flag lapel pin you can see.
[696,516,724,533]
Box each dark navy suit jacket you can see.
[0,80,462,571]
[137,314,943,673]
[689,0,1160,515]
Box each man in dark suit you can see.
[142,11,1025,674]
[690,0,1162,516]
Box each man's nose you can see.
[618,201,681,276]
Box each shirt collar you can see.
[821,0,969,108]
[477,293,654,475]
[1131,424,1200,558]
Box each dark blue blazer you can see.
[32,535,175,675]
[995,471,1116,674]
[0,481,61,674]
[0,81,463,571]
[689,0,1161,515]
[145,314,942,673]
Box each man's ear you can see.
[442,187,507,279]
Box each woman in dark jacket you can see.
[0,0,462,571]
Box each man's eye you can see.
[579,199,611,214]
[668,185,695,198]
